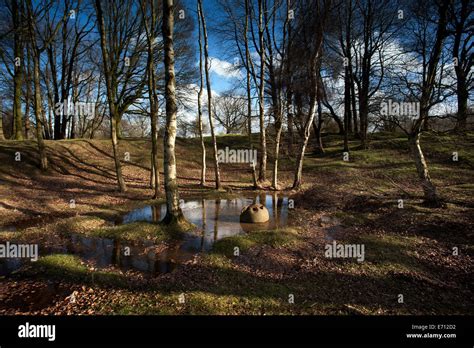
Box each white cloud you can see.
[209,57,242,79]
[177,83,221,129]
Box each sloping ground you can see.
[0,136,262,227]
[0,132,473,314]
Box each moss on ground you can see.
[34,254,126,286]
[211,228,301,256]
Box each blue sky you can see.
[184,0,242,94]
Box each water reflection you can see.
[65,235,183,275]
[118,194,290,252]
[0,194,291,276]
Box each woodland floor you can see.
[0,132,472,315]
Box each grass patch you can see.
[34,254,126,286]
[211,228,300,256]
[92,221,184,242]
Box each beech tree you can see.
[139,0,161,199]
[406,0,450,206]
[162,0,184,223]
[25,0,66,171]
[94,0,147,192]
[291,0,331,189]
[448,0,473,131]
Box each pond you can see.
[117,194,290,251]
[0,194,291,276]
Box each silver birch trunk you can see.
[162,0,184,223]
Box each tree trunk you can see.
[349,66,358,136]
[198,0,221,189]
[287,90,294,151]
[359,93,368,148]
[409,133,440,205]
[292,94,317,189]
[245,0,258,188]
[343,64,351,152]
[12,0,24,140]
[407,0,449,206]
[455,76,468,131]
[162,0,184,224]
[24,55,31,139]
[257,0,267,184]
[32,49,48,171]
[95,0,126,192]
[313,99,325,154]
[0,102,5,140]
[272,115,283,189]
[110,113,126,191]
[197,0,206,187]
[140,0,161,198]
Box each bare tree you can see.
[291,0,331,189]
[256,0,267,184]
[198,0,221,190]
[197,1,206,186]
[139,0,160,199]
[351,0,400,148]
[94,0,147,192]
[448,0,473,131]
[25,0,65,171]
[212,92,246,134]
[408,0,450,206]
[12,0,23,140]
[244,0,258,187]
[387,0,451,205]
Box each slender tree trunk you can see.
[149,81,160,198]
[292,90,317,189]
[350,73,358,136]
[25,0,48,170]
[343,64,350,152]
[264,1,284,190]
[70,73,78,139]
[359,91,368,148]
[313,99,325,153]
[287,90,294,151]
[140,0,161,198]
[12,0,24,140]
[272,115,283,189]
[95,0,126,192]
[162,0,184,224]
[455,76,468,131]
[110,112,126,191]
[196,0,206,187]
[198,0,221,189]
[0,102,5,140]
[257,0,267,184]
[408,0,449,206]
[32,49,48,171]
[244,0,257,188]
[24,52,32,139]
[409,133,439,205]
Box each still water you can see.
[0,194,291,276]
